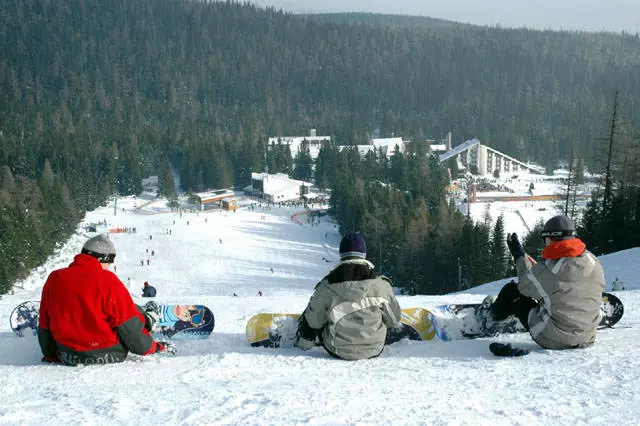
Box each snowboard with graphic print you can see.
[9,301,215,340]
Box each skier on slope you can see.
[611,277,625,291]
[482,215,606,349]
[38,234,175,365]
[295,232,402,360]
[142,281,157,297]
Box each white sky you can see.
[251,0,640,33]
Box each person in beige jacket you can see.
[488,215,606,349]
[295,232,402,360]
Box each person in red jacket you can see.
[38,234,175,365]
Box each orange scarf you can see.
[542,238,586,260]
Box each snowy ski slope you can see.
[0,196,638,425]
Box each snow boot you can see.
[489,342,530,357]
[143,301,160,331]
[475,295,498,334]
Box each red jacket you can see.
[39,254,158,364]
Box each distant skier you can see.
[38,234,174,365]
[295,232,401,360]
[142,281,157,298]
[611,277,625,291]
[257,290,263,296]
[482,215,606,350]
[146,258,150,266]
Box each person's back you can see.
[513,215,605,349]
[39,234,170,365]
[311,260,400,360]
[142,282,157,297]
[523,248,604,348]
[296,232,401,360]
[612,277,624,291]
[42,255,139,359]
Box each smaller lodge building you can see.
[194,189,236,211]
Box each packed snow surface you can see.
[1,195,638,425]
[458,169,597,239]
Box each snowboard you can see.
[10,301,215,340]
[245,293,624,348]
[427,291,624,340]
[245,308,438,348]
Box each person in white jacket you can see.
[295,232,401,360]
[487,215,606,350]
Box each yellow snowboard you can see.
[246,308,437,348]
[398,307,437,341]
[246,313,301,347]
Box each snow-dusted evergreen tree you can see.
[490,214,509,279]
[293,142,313,182]
[158,156,176,198]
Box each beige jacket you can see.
[303,258,401,360]
[516,249,605,349]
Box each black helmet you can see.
[541,215,577,240]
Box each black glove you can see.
[506,233,525,259]
[154,341,177,355]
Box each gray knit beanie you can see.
[81,234,116,263]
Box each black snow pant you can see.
[491,281,538,330]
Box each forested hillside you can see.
[301,12,463,28]
[1,0,639,293]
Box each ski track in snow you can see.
[0,196,638,425]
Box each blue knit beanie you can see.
[339,232,367,259]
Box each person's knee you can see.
[502,280,520,296]
[492,281,523,321]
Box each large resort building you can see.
[439,138,541,176]
[267,129,331,160]
[268,128,539,177]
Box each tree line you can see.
[316,143,512,293]
[1,0,640,292]
[577,92,640,256]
